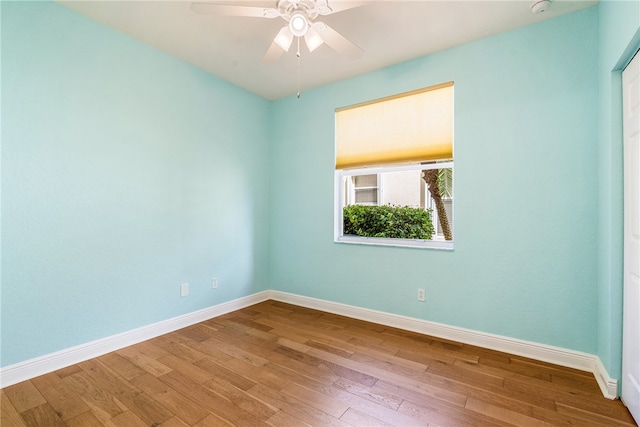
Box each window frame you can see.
[334,161,454,250]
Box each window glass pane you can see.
[355,188,378,204]
[340,166,453,244]
[354,174,377,188]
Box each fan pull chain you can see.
[296,37,301,99]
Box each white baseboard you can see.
[268,291,619,399]
[0,291,271,388]
[0,289,618,400]
[594,356,620,399]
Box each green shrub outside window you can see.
[343,205,435,240]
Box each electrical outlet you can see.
[180,283,189,297]
[211,277,219,289]
[417,288,426,302]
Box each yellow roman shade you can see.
[335,82,453,169]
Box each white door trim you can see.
[622,48,640,424]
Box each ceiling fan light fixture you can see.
[289,12,309,37]
[305,23,324,52]
[274,26,294,51]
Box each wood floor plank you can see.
[225,313,277,333]
[463,384,598,426]
[297,378,423,426]
[339,407,395,426]
[149,333,211,364]
[202,376,279,421]
[550,371,603,394]
[1,390,27,427]
[281,382,350,418]
[105,410,148,427]
[465,396,552,427]
[3,381,47,413]
[265,409,315,427]
[395,346,457,366]
[159,370,271,426]
[247,382,352,427]
[333,377,403,411]
[427,358,504,388]
[263,358,339,391]
[61,368,127,422]
[116,347,173,378]
[349,350,428,377]
[215,356,292,391]
[176,334,237,365]
[112,387,175,426]
[461,354,552,382]
[399,397,513,427]
[256,316,367,348]
[504,374,635,421]
[97,352,147,382]
[191,413,235,427]
[29,372,63,392]
[54,365,83,379]
[201,336,270,367]
[158,416,191,427]
[213,318,276,344]
[305,339,354,358]
[76,357,175,426]
[555,401,638,426]
[156,354,216,384]
[373,377,468,409]
[1,300,635,427]
[31,374,92,422]
[178,323,221,342]
[194,357,258,391]
[313,347,469,407]
[75,359,138,397]
[19,403,67,427]
[129,373,210,425]
[65,410,105,427]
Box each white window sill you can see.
[335,235,454,250]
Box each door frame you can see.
[622,48,640,423]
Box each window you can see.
[347,174,379,205]
[334,82,454,249]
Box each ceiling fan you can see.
[190,0,365,63]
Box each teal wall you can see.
[269,7,600,353]
[596,0,640,387]
[1,2,270,366]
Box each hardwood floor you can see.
[1,300,637,426]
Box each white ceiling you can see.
[59,0,598,100]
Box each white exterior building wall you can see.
[381,170,422,207]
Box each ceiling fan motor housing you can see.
[277,0,321,21]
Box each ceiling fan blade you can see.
[263,40,285,63]
[314,22,363,58]
[190,3,278,18]
[316,0,367,15]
